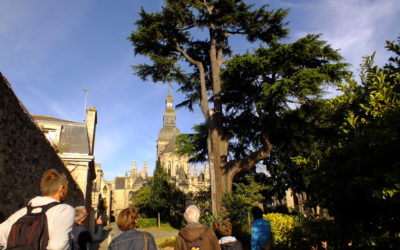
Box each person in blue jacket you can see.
[108,207,157,250]
[251,206,272,250]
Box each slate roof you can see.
[177,166,187,180]
[158,127,181,141]
[115,177,126,190]
[134,176,144,185]
[163,137,177,154]
[32,115,82,125]
[59,124,89,154]
[32,115,89,154]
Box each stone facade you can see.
[91,164,112,226]
[0,73,84,222]
[108,161,150,215]
[157,88,210,194]
[31,107,98,212]
[108,89,210,216]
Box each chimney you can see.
[86,106,97,155]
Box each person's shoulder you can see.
[53,203,73,211]
[1,207,27,225]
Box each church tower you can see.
[157,86,181,158]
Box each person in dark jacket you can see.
[217,220,243,250]
[174,205,221,250]
[108,207,156,250]
[72,206,104,250]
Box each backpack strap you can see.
[26,202,60,215]
[143,232,148,250]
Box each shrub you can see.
[199,214,218,229]
[138,218,157,228]
[289,216,340,249]
[263,213,295,245]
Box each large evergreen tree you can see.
[130,0,289,214]
[129,0,347,214]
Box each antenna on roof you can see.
[83,88,88,122]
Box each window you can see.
[44,129,57,144]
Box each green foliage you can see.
[223,175,269,234]
[176,124,208,163]
[138,218,157,228]
[199,214,218,230]
[286,217,339,249]
[133,160,186,228]
[221,34,348,164]
[191,186,212,216]
[263,213,295,245]
[133,185,152,217]
[292,38,400,248]
[130,1,289,88]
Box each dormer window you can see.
[43,129,57,144]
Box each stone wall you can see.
[0,73,84,222]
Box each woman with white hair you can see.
[174,205,221,250]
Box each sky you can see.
[1,0,399,181]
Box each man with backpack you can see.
[0,169,75,249]
[174,205,221,250]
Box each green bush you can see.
[263,213,295,245]
[138,218,157,228]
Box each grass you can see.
[156,236,176,248]
[138,222,178,231]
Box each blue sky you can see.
[1,0,399,180]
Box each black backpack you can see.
[7,202,60,250]
[180,228,208,250]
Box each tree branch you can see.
[224,135,272,192]
[175,42,210,119]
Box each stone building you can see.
[109,89,210,216]
[157,88,210,194]
[91,164,112,225]
[32,107,97,210]
[108,161,150,215]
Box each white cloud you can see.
[291,0,400,69]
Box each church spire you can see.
[132,160,137,175]
[163,86,176,127]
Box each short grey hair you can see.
[184,205,200,224]
[74,206,87,222]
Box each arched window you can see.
[167,162,171,175]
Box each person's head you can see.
[251,206,264,220]
[184,205,200,224]
[74,206,88,225]
[117,207,138,231]
[218,220,233,236]
[40,169,68,201]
